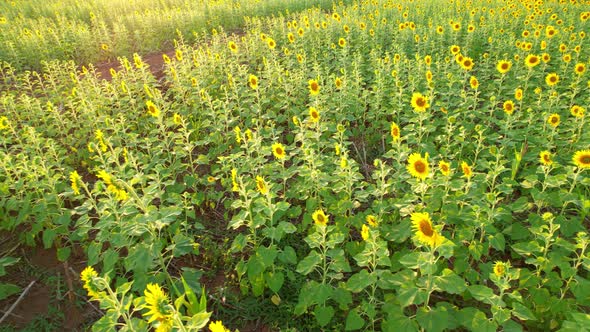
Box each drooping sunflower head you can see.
[309,106,320,122]
[272,142,286,160]
[545,73,559,86]
[361,224,370,241]
[312,209,329,227]
[308,79,320,96]
[407,152,429,180]
[573,150,590,169]
[255,176,268,195]
[461,161,473,178]
[410,92,429,112]
[410,211,443,248]
[547,113,560,127]
[390,122,401,142]
[539,151,553,166]
[438,160,451,176]
[80,266,103,300]
[70,171,81,195]
[496,60,512,74]
[143,283,172,323]
[525,54,540,68]
[248,74,259,90]
[366,215,378,227]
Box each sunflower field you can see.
[1,0,590,331]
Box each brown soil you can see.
[0,244,92,331]
[92,49,176,81]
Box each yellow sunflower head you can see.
[272,142,286,160]
[209,320,231,332]
[545,73,559,86]
[514,88,523,101]
[570,105,585,118]
[308,79,320,96]
[460,57,474,71]
[146,100,160,118]
[461,161,473,178]
[312,209,329,227]
[255,176,268,195]
[493,261,508,277]
[407,152,429,181]
[228,41,238,53]
[547,113,560,127]
[574,63,586,75]
[573,150,590,169]
[143,283,172,324]
[361,224,370,241]
[410,211,444,248]
[469,76,479,89]
[503,100,515,115]
[390,122,401,142]
[335,77,343,89]
[525,54,540,68]
[309,106,320,122]
[410,92,430,112]
[539,151,553,166]
[497,60,512,74]
[366,215,378,227]
[438,160,451,176]
[248,74,259,90]
[338,37,346,47]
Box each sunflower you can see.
[539,151,553,166]
[547,113,560,127]
[366,215,378,227]
[450,45,460,55]
[426,70,433,82]
[209,321,231,332]
[407,152,429,180]
[461,161,473,178]
[231,168,239,192]
[545,26,556,38]
[272,142,286,159]
[436,26,444,34]
[469,76,479,89]
[541,53,550,63]
[411,212,444,248]
[460,57,474,71]
[173,113,182,126]
[424,55,432,66]
[503,100,515,115]
[438,160,451,176]
[525,54,540,68]
[297,28,304,37]
[573,150,590,169]
[493,261,508,277]
[234,126,242,143]
[228,41,238,53]
[309,106,320,122]
[343,25,350,33]
[515,88,523,101]
[496,60,512,74]
[308,79,320,96]
[287,33,295,43]
[80,266,103,300]
[255,176,268,195]
[70,171,81,195]
[312,209,329,227]
[574,63,586,75]
[410,92,429,112]
[146,100,160,117]
[267,38,276,50]
[545,73,559,86]
[334,77,342,89]
[571,105,585,118]
[143,284,172,324]
[338,37,346,47]
[248,74,259,90]
[390,122,401,142]
[361,224,370,241]
[562,54,571,63]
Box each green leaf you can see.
[257,245,277,268]
[398,287,427,307]
[416,307,449,332]
[469,285,497,305]
[512,302,536,321]
[278,245,297,265]
[489,233,505,251]
[0,283,20,301]
[265,271,284,293]
[0,257,20,276]
[296,250,322,275]
[42,228,56,249]
[57,247,71,262]
[434,269,467,294]
[345,309,365,330]
[346,269,377,293]
[314,305,334,327]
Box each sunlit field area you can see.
[1,0,589,331]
